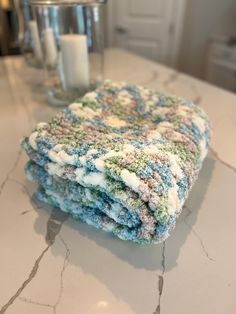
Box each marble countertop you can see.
[0,48,236,314]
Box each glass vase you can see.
[30,0,107,106]
[19,0,43,68]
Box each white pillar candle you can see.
[29,20,42,61]
[60,34,90,89]
[44,27,57,67]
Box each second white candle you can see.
[44,27,57,67]
[29,20,42,61]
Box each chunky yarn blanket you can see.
[21,81,211,244]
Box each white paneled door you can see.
[107,0,186,67]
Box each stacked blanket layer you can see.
[21,81,211,244]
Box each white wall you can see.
[179,0,236,78]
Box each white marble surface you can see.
[0,48,236,314]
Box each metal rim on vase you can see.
[30,0,107,6]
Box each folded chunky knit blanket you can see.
[21,81,210,244]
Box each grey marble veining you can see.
[0,49,236,314]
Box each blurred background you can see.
[1,0,236,92]
[0,0,19,56]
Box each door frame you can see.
[106,0,186,68]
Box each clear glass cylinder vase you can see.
[30,0,106,106]
[19,0,44,68]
